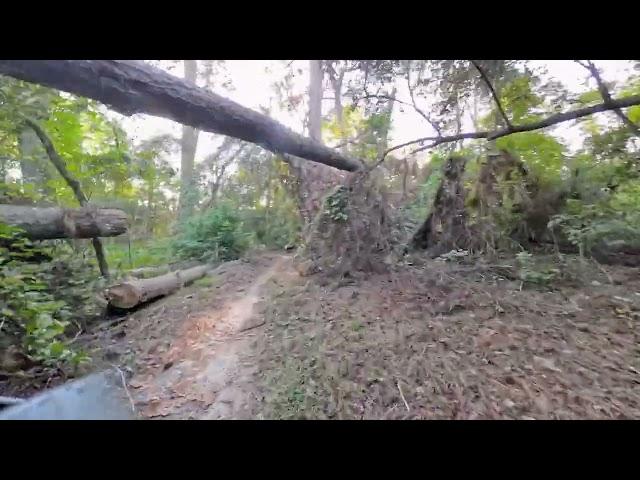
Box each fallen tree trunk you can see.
[105,264,210,309]
[0,61,364,173]
[127,265,171,279]
[0,204,128,240]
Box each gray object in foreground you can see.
[0,371,136,420]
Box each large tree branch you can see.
[470,60,512,129]
[380,94,640,163]
[20,116,111,277]
[576,60,640,136]
[0,60,364,172]
[21,116,88,204]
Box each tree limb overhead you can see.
[470,60,512,129]
[0,60,364,172]
[576,60,640,137]
[382,93,640,161]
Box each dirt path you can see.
[82,250,640,419]
[126,254,291,419]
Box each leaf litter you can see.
[81,252,640,419]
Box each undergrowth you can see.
[171,202,252,262]
[0,224,99,370]
[104,237,173,272]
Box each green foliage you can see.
[495,132,566,184]
[104,238,173,272]
[577,89,601,106]
[0,224,92,368]
[516,251,559,286]
[172,202,251,262]
[323,186,349,222]
[323,105,391,164]
[499,76,544,123]
[550,188,640,257]
[407,153,447,221]
[218,152,301,249]
[193,275,218,288]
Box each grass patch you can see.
[104,238,172,271]
[193,275,219,288]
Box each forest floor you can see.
[81,252,290,419]
[4,250,640,419]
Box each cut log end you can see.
[105,284,142,310]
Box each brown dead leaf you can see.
[142,399,165,418]
[128,379,145,389]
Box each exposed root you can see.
[411,155,471,256]
[299,170,394,278]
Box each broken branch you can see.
[577,60,640,136]
[380,93,640,163]
[21,115,111,278]
[470,60,512,129]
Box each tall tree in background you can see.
[178,60,200,220]
[308,61,323,142]
[19,128,48,187]
[286,60,345,224]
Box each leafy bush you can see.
[549,183,640,257]
[171,202,251,262]
[516,251,559,286]
[407,153,446,222]
[323,186,349,222]
[0,224,93,368]
[104,237,172,272]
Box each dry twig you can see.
[112,364,136,413]
[397,381,410,412]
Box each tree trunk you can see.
[105,264,210,309]
[127,264,171,279]
[0,61,363,172]
[146,177,155,235]
[178,60,200,221]
[308,60,323,143]
[377,87,397,158]
[401,158,409,201]
[18,128,48,187]
[0,205,128,240]
[290,61,344,224]
[327,65,346,148]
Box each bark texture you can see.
[0,60,363,172]
[105,264,210,309]
[178,60,200,220]
[0,205,128,240]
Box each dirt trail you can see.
[128,254,291,419]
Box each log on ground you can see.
[105,265,211,309]
[0,204,128,240]
[126,265,171,279]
